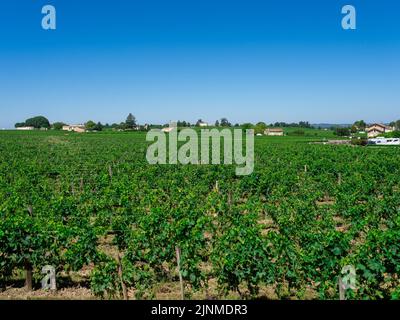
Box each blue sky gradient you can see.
[0,0,399,128]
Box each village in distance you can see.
[9,114,400,146]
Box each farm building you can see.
[62,125,86,133]
[366,123,393,138]
[16,126,35,131]
[161,127,175,133]
[264,128,284,136]
[198,122,209,127]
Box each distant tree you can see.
[385,130,400,138]
[395,120,400,130]
[256,122,267,128]
[52,122,66,130]
[125,113,137,129]
[23,116,50,129]
[268,121,311,128]
[298,121,311,128]
[241,123,253,130]
[334,127,351,137]
[215,120,220,127]
[176,120,189,127]
[195,119,203,127]
[234,123,239,127]
[220,118,231,127]
[85,120,96,131]
[353,120,366,130]
[254,122,267,134]
[14,122,26,128]
[94,122,104,131]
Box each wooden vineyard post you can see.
[25,262,33,291]
[117,254,128,300]
[228,190,232,208]
[25,205,33,291]
[108,165,113,180]
[175,246,184,300]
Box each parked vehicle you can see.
[368,138,400,145]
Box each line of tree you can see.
[85,121,104,131]
[18,115,399,134]
[389,120,400,131]
[98,113,139,131]
[351,120,367,132]
[176,121,191,127]
[333,127,351,137]
[269,121,312,128]
[15,116,50,129]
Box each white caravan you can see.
[368,138,400,146]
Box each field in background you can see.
[1,129,400,300]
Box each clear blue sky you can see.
[0,0,399,128]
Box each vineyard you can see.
[0,130,400,300]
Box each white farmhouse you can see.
[366,124,393,138]
[62,124,86,133]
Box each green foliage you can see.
[288,129,305,136]
[351,138,368,146]
[254,122,267,134]
[25,116,51,129]
[384,131,400,138]
[241,123,253,130]
[85,120,96,130]
[334,127,351,137]
[353,120,366,130]
[15,116,50,129]
[0,130,400,299]
[220,118,231,127]
[14,122,27,128]
[125,113,137,129]
[90,256,120,299]
[52,122,66,130]
[395,120,400,131]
